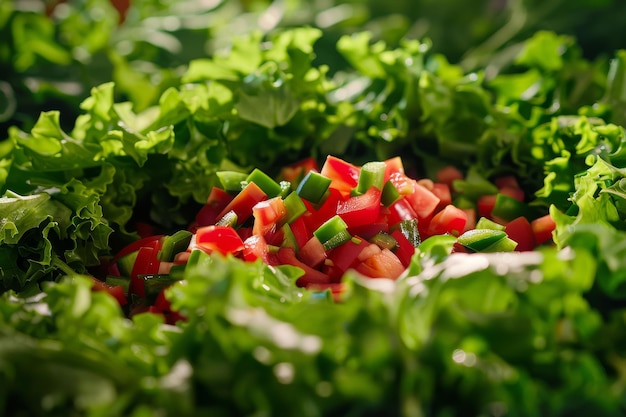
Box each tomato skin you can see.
[355,245,405,279]
[112,235,164,263]
[504,216,535,251]
[217,181,267,225]
[426,205,468,237]
[436,165,464,188]
[289,216,311,249]
[336,187,382,228]
[477,194,497,219]
[129,246,160,297]
[194,226,245,256]
[90,277,128,306]
[404,180,441,220]
[252,196,287,237]
[302,188,343,232]
[280,157,319,183]
[327,236,369,272]
[390,229,415,267]
[196,187,234,227]
[387,197,418,225]
[298,236,327,268]
[320,155,361,196]
[276,247,330,286]
[531,214,556,245]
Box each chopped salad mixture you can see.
[2,1,626,416]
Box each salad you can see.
[2,1,626,416]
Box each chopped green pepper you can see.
[247,168,283,198]
[296,171,332,204]
[355,161,386,195]
[314,215,351,250]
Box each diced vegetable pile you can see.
[98,155,556,323]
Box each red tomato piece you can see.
[243,234,270,263]
[504,216,535,251]
[436,165,464,189]
[129,246,160,298]
[404,180,441,220]
[390,230,416,268]
[276,247,331,286]
[327,236,369,272]
[90,277,128,306]
[154,288,172,312]
[348,222,389,240]
[217,181,267,225]
[426,205,468,237]
[499,186,525,202]
[461,207,477,233]
[252,196,288,236]
[112,234,164,263]
[195,187,234,227]
[477,194,497,219]
[194,225,245,256]
[387,197,419,225]
[383,156,405,181]
[280,157,319,183]
[320,155,361,197]
[289,216,311,249]
[431,183,452,209]
[355,246,405,279]
[531,214,556,246]
[298,236,327,268]
[336,187,382,228]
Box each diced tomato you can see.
[387,197,418,225]
[252,196,288,236]
[504,216,535,252]
[280,157,319,183]
[531,214,556,246]
[90,277,128,306]
[112,234,164,263]
[289,216,311,249]
[390,229,416,267]
[327,236,369,272]
[320,155,361,196]
[426,205,468,237]
[477,194,497,219]
[404,180,441,220]
[298,236,327,268]
[387,172,414,195]
[431,183,452,210]
[436,165,464,189]
[217,181,267,225]
[494,175,520,190]
[355,245,405,279]
[499,186,525,202]
[195,187,234,227]
[383,156,405,180]
[336,187,382,228]
[129,246,161,297]
[276,247,330,286]
[154,288,172,312]
[461,207,477,233]
[194,225,245,256]
[243,234,271,263]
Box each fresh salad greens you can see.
[2,1,626,416]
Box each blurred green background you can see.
[1,0,625,137]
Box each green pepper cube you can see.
[491,193,528,222]
[457,229,507,252]
[296,171,332,204]
[282,191,307,224]
[397,218,421,248]
[314,215,351,250]
[381,180,401,206]
[216,171,248,193]
[356,161,386,195]
[158,230,193,262]
[475,217,505,231]
[247,168,283,198]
